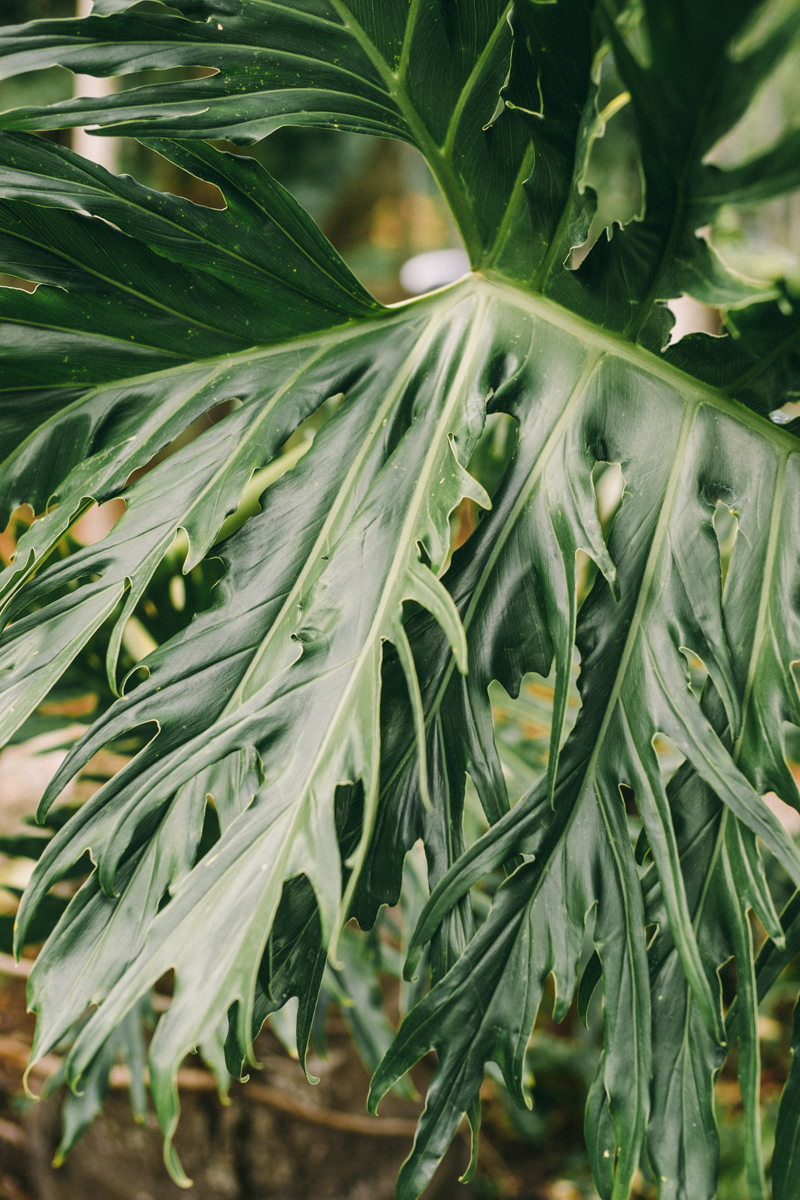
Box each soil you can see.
[0,975,472,1200]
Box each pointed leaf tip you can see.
[403,558,468,674]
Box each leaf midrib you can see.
[0,308,190,357]
[441,3,513,159]
[484,142,535,269]
[383,272,798,805]
[112,339,336,576]
[0,312,406,613]
[82,293,490,934]
[211,306,486,951]
[4,178,374,322]
[225,304,454,710]
[591,772,649,1200]
[732,454,787,766]
[483,272,800,449]
[0,306,401,486]
[581,403,697,789]
[280,291,491,829]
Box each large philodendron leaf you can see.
[3,0,800,348]
[2,2,800,1199]
[12,271,800,1198]
[14,275,492,1183]
[368,290,800,1200]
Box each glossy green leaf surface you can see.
[1,2,800,1198]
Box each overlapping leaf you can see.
[4,179,495,1179]
[0,0,543,272]
[1,2,800,1199]
[3,0,800,328]
[368,297,800,1199]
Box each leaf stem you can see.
[328,0,485,265]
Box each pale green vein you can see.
[484,274,800,451]
[226,303,455,708]
[584,403,697,783]
[4,219,253,341]
[398,0,424,82]
[382,333,605,798]
[733,452,787,765]
[441,4,513,159]
[484,141,536,270]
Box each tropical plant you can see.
[2,1,800,1197]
